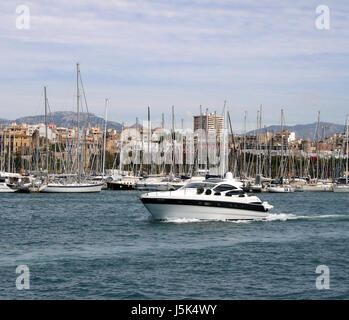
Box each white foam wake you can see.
[159,213,346,223]
[264,213,345,221]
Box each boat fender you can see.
[205,189,212,195]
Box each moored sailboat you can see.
[40,63,102,193]
[333,115,349,192]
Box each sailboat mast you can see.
[147,106,151,175]
[0,131,3,172]
[221,101,226,177]
[7,130,11,172]
[256,110,259,178]
[171,105,175,175]
[280,109,284,179]
[258,105,262,174]
[199,105,203,170]
[44,86,49,173]
[119,123,124,173]
[243,111,247,177]
[205,107,209,173]
[76,63,81,182]
[102,98,108,177]
[316,111,320,180]
[345,115,349,184]
[135,117,139,175]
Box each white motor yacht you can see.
[139,172,273,221]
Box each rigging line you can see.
[78,70,91,129]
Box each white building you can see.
[28,124,56,140]
[288,131,296,143]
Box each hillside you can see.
[0,111,122,130]
[247,122,345,140]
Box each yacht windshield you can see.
[213,184,238,192]
[183,182,216,189]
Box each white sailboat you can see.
[42,181,103,193]
[334,115,349,192]
[41,63,102,193]
[268,109,294,193]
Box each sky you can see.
[0,0,349,131]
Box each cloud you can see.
[0,0,349,127]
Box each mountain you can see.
[1,111,122,130]
[1,113,345,139]
[247,122,346,140]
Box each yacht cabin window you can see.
[213,184,237,192]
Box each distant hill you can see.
[1,113,345,139]
[0,111,122,130]
[247,122,346,140]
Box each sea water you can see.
[0,191,348,299]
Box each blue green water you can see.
[0,191,348,299]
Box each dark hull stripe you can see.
[141,198,268,212]
[107,183,135,190]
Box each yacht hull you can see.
[107,181,135,190]
[141,199,269,221]
[333,186,349,192]
[41,183,103,193]
[268,186,294,193]
[0,183,16,193]
[302,185,332,192]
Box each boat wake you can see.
[154,213,346,224]
[264,213,346,222]
[161,218,202,223]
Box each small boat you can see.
[107,176,139,190]
[40,181,103,193]
[136,177,175,191]
[0,178,16,193]
[139,172,273,221]
[333,178,349,192]
[250,183,262,193]
[267,176,294,193]
[302,182,332,192]
[135,175,184,191]
[333,185,349,192]
[268,184,294,193]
